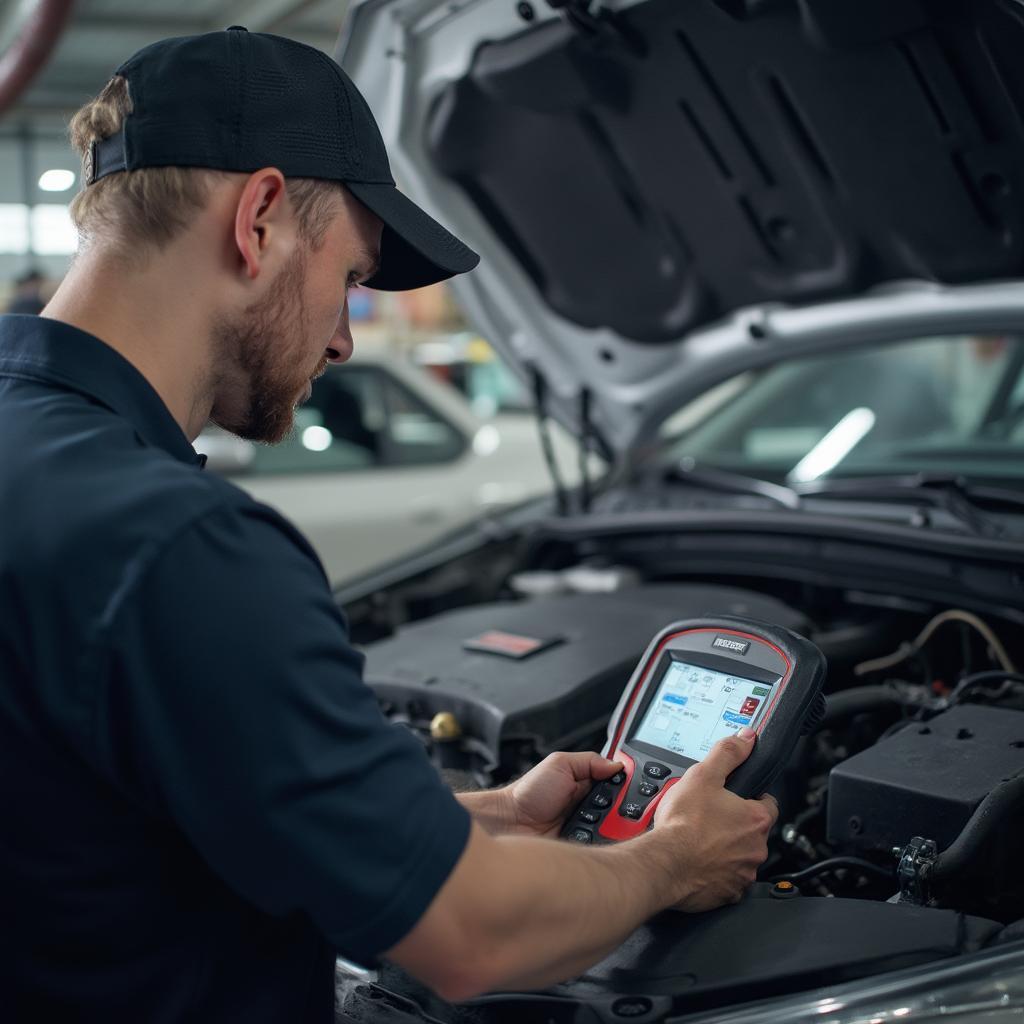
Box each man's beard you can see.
[210,250,326,444]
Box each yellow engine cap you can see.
[430,711,462,741]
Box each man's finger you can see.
[591,754,624,780]
[758,792,780,827]
[556,751,623,782]
[694,728,756,786]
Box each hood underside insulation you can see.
[426,0,1024,343]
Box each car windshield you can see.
[658,332,1024,486]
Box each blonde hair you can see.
[68,76,343,253]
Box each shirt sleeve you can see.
[91,499,471,965]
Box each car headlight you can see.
[682,942,1024,1024]
[472,424,501,456]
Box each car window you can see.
[246,366,466,477]
[659,333,1024,483]
[381,371,466,464]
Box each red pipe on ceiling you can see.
[0,0,77,118]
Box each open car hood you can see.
[338,0,1024,460]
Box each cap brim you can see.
[346,181,480,291]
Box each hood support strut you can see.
[533,367,570,516]
[578,386,594,514]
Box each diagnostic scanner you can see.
[561,616,826,845]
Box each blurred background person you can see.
[5,268,46,315]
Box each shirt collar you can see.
[0,314,204,468]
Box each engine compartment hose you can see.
[820,685,905,726]
[931,773,1024,882]
[770,857,895,886]
[854,609,1016,677]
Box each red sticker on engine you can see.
[463,630,564,659]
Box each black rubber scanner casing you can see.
[603,615,827,800]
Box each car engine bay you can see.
[332,0,1024,1012]
[338,522,1024,1022]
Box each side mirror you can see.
[195,430,255,475]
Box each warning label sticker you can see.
[463,630,564,660]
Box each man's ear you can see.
[233,168,291,280]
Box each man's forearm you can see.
[472,828,688,992]
[388,822,688,1000]
[393,732,772,1001]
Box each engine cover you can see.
[337,890,999,1023]
[828,704,1024,852]
[362,584,808,776]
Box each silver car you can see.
[199,345,579,584]
[333,0,1024,1021]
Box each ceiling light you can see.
[788,407,876,484]
[38,169,75,192]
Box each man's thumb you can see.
[698,728,756,785]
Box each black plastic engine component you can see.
[336,889,1000,1024]
[828,704,1024,853]
[362,584,808,777]
[537,893,999,1015]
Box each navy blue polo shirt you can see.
[0,315,470,1022]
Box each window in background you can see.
[382,369,465,463]
[0,205,30,254]
[0,135,79,287]
[30,204,77,255]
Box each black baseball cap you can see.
[86,26,479,291]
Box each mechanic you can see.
[4,266,46,315]
[0,29,777,1022]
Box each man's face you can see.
[210,192,382,443]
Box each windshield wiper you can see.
[796,473,1019,539]
[667,457,801,510]
[665,465,1019,538]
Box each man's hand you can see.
[504,751,623,838]
[391,734,776,999]
[651,728,778,912]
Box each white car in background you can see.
[197,346,579,585]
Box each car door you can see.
[229,364,480,584]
